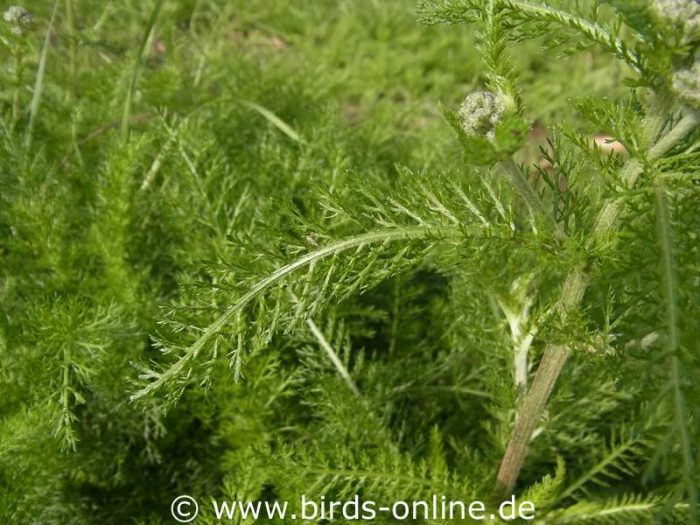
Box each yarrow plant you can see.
[673,58,700,107]
[652,0,700,42]
[1,5,36,126]
[3,5,32,35]
[458,90,509,141]
[0,1,698,524]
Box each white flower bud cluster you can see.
[653,0,700,41]
[3,5,32,36]
[458,90,507,142]
[672,58,700,108]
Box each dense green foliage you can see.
[0,0,698,523]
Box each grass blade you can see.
[121,0,166,139]
[240,100,302,143]
[26,0,60,149]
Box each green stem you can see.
[500,158,547,216]
[591,111,699,245]
[12,50,24,125]
[500,158,565,239]
[494,109,698,498]
[306,318,360,396]
[65,0,78,96]
[121,0,165,140]
[654,179,697,522]
[26,0,60,150]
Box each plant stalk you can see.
[591,111,699,244]
[65,0,78,96]
[121,0,165,140]
[495,345,570,498]
[12,53,22,125]
[494,110,698,498]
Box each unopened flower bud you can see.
[653,0,700,41]
[458,90,508,142]
[3,5,32,35]
[672,59,700,108]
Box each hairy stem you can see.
[495,266,587,498]
[500,159,548,216]
[591,111,699,243]
[495,345,570,498]
[494,110,698,497]
[500,158,566,239]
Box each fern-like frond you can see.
[23,300,125,451]
[418,0,484,25]
[130,224,474,404]
[556,428,651,503]
[503,0,644,74]
[542,494,682,524]
[274,441,476,503]
[421,0,648,78]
